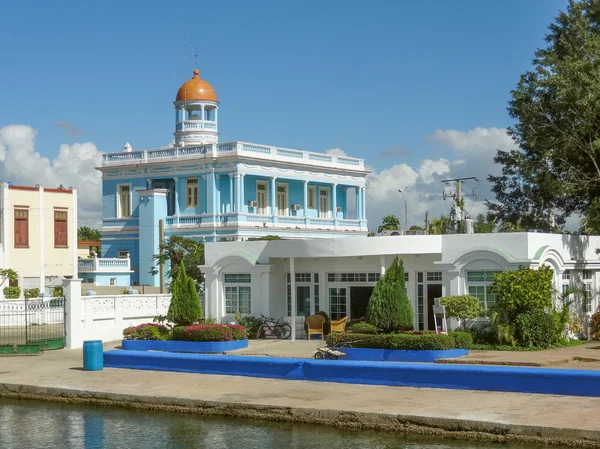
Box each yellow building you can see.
[0,182,78,297]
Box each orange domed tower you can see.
[174,69,219,146]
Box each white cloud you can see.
[325,147,349,158]
[364,127,517,231]
[0,125,103,226]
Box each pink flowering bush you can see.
[123,323,170,340]
[171,324,247,342]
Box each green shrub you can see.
[592,306,600,340]
[514,309,557,348]
[167,262,203,326]
[52,286,64,297]
[449,331,473,349]
[493,266,554,321]
[366,257,413,332]
[123,323,170,340]
[3,287,20,299]
[226,324,247,340]
[172,324,233,342]
[326,332,456,350]
[235,313,262,339]
[24,288,40,299]
[440,295,482,331]
[348,322,380,334]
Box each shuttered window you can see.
[14,209,29,248]
[54,210,68,247]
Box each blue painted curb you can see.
[121,339,248,353]
[332,347,468,362]
[103,350,600,397]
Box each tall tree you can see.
[488,0,600,230]
[77,226,101,241]
[153,236,204,286]
[377,215,401,233]
[167,261,203,326]
[428,216,449,235]
[473,213,496,233]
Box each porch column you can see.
[229,174,234,213]
[356,188,361,220]
[302,180,308,215]
[270,176,277,220]
[380,255,386,275]
[290,257,296,341]
[201,105,205,127]
[215,175,221,215]
[240,174,245,212]
[233,174,239,212]
[202,175,207,214]
[146,178,151,189]
[360,187,366,221]
[332,183,337,221]
[173,177,180,216]
[64,278,83,349]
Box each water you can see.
[0,399,536,449]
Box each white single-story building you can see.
[202,232,600,339]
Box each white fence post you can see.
[64,278,83,349]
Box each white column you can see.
[39,186,45,294]
[290,257,296,341]
[356,188,361,220]
[229,174,234,213]
[215,175,221,215]
[173,177,180,216]
[201,105,205,127]
[64,278,83,349]
[303,180,308,216]
[332,183,337,220]
[380,255,386,276]
[233,174,239,212]
[72,188,78,277]
[361,187,366,220]
[202,175,207,214]
[240,174,245,212]
[270,177,277,216]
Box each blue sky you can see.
[0,0,570,226]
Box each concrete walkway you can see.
[1,342,600,447]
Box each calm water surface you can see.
[0,399,538,449]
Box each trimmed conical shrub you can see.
[366,256,414,332]
[167,261,203,326]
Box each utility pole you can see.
[159,219,165,294]
[425,211,429,234]
[441,177,478,234]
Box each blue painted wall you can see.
[138,191,167,286]
[79,272,131,286]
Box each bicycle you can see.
[256,314,292,340]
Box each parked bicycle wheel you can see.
[256,324,266,339]
[279,323,292,340]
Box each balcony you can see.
[175,120,217,131]
[78,257,131,273]
[101,141,366,171]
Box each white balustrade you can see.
[78,257,131,273]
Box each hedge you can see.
[448,331,473,349]
[123,323,170,341]
[326,332,468,350]
[348,322,380,334]
[171,324,247,342]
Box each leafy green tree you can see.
[167,261,203,326]
[0,268,18,289]
[366,257,413,332]
[153,236,204,287]
[377,215,401,233]
[77,226,101,241]
[409,225,423,231]
[493,266,554,321]
[440,295,483,331]
[473,213,496,234]
[428,216,449,235]
[488,0,600,230]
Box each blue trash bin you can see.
[83,340,104,371]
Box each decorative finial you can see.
[193,69,199,77]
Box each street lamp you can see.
[397,189,408,232]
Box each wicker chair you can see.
[330,316,348,333]
[305,314,326,341]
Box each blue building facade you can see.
[98,69,369,286]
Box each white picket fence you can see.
[0,298,64,327]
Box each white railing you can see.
[102,141,366,170]
[78,257,131,273]
[0,297,64,326]
[80,294,172,342]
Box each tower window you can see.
[118,185,131,218]
[186,178,199,207]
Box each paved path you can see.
[1,342,600,447]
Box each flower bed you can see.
[325,331,471,362]
[122,323,248,353]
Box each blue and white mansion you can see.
[90,69,369,287]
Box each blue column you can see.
[201,175,207,214]
[361,187,366,221]
[332,183,337,221]
[270,177,277,222]
[233,174,239,212]
[207,169,216,222]
[215,175,221,215]
[356,187,362,220]
[303,181,308,217]
[138,189,168,287]
[229,174,234,213]
[240,174,245,213]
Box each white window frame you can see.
[116,183,132,219]
[186,177,199,208]
[110,278,117,286]
[256,181,269,215]
[307,185,316,209]
[319,187,330,218]
[276,182,288,216]
[466,270,501,312]
[224,273,252,315]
